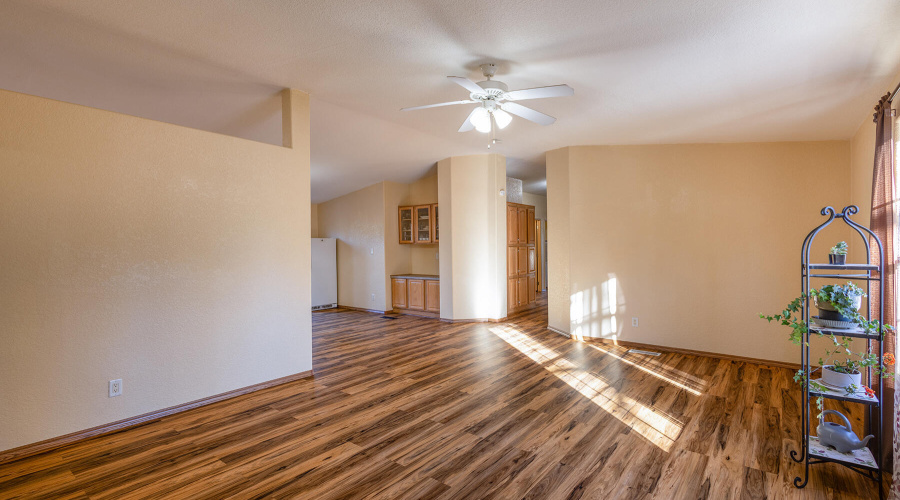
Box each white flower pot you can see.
[822,365,862,390]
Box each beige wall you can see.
[548,143,851,364]
[0,88,312,452]
[438,154,507,320]
[311,203,319,238]
[317,182,387,311]
[522,192,547,220]
[547,148,571,332]
[406,173,440,275]
[384,181,412,304]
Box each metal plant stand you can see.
[793,205,884,498]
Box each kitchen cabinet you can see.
[390,275,440,317]
[407,279,425,310]
[398,205,438,244]
[391,278,407,308]
[426,280,440,313]
[399,207,413,244]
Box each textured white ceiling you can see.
[2,0,900,202]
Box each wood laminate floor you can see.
[0,294,887,499]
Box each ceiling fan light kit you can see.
[402,63,574,135]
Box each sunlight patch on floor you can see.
[489,324,690,452]
[586,344,704,396]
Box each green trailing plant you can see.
[760,282,894,416]
[829,241,848,255]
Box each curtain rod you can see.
[891,80,900,102]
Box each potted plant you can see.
[760,283,894,413]
[813,282,863,323]
[829,241,848,265]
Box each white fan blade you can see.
[500,101,556,126]
[504,84,574,101]
[401,100,476,111]
[458,107,480,132]
[448,76,485,95]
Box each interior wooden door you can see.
[425,280,440,313]
[392,278,407,308]
[526,208,535,244]
[534,220,543,290]
[507,205,518,245]
[407,279,425,310]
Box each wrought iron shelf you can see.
[805,263,879,271]
[791,205,884,498]
[809,437,879,471]
[809,379,879,405]
[806,326,880,340]
[803,273,876,280]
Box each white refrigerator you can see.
[311,238,337,310]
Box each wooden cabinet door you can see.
[508,278,517,311]
[527,247,536,273]
[414,205,432,244]
[392,278,407,308]
[425,280,440,313]
[517,208,527,243]
[407,279,425,310]
[399,207,413,244]
[517,247,527,276]
[431,204,439,243]
[526,208,535,244]
[508,246,518,276]
[516,278,527,306]
[528,275,537,304]
[507,205,518,245]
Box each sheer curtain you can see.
[873,93,899,498]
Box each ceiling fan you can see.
[401,64,574,134]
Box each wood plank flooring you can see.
[0,294,887,499]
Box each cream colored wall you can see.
[547,148,571,332]
[406,173,440,275]
[311,203,319,238]
[549,143,850,364]
[317,182,387,311]
[438,154,507,320]
[522,192,547,220]
[0,88,312,452]
[384,181,411,307]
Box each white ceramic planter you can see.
[822,365,862,390]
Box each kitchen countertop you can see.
[390,274,439,280]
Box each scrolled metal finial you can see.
[841,205,859,217]
[820,206,836,217]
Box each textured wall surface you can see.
[506,177,523,204]
[0,88,312,451]
[317,183,387,311]
[439,155,507,320]
[549,143,851,364]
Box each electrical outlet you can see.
[109,379,123,398]
[370,248,374,255]
[435,252,439,260]
[371,293,375,303]
[631,317,639,327]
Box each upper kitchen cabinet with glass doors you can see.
[398,204,438,244]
